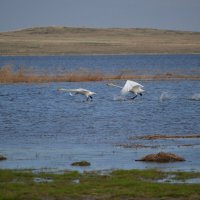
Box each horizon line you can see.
[1,25,200,34]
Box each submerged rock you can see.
[135,152,185,162]
[71,160,91,167]
[0,155,7,161]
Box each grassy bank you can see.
[0,26,200,55]
[0,169,200,200]
[1,65,200,83]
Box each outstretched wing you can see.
[58,88,77,93]
[58,88,68,92]
[58,88,81,95]
[121,80,143,95]
[58,88,91,96]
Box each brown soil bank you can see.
[0,26,200,55]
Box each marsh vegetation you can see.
[0,169,200,200]
[0,65,200,83]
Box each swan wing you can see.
[58,88,78,93]
[121,80,143,95]
[58,88,95,97]
[58,88,85,95]
[58,88,69,92]
[107,83,122,89]
[132,85,145,94]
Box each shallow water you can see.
[0,79,200,172]
[156,175,200,184]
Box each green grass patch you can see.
[0,169,200,200]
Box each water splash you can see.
[113,95,126,101]
[159,91,171,102]
[190,93,200,101]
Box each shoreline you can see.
[1,52,200,56]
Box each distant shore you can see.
[0,26,200,55]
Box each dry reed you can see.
[136,134,200,140]
[0,65,200,83]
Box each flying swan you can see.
[107,80,144,99]
[58,88,96,101]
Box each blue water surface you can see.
[0,54,200,75]
[0,55,200,172]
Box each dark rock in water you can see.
[0,155,7,161]
[71,160,91,167]
[135,152,185,162]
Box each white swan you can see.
[107,80,144,99]
[58,88,96,101]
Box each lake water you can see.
[1,54,200,75]
[0,55,200,172]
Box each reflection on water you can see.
[0,80,200,171]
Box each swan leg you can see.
[131,95,137,100]
[86,96,93,101]
[89,96,93,101]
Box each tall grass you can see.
[0,65,199,83]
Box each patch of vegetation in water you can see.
[0,169,200,200]
[71,160,91,166]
